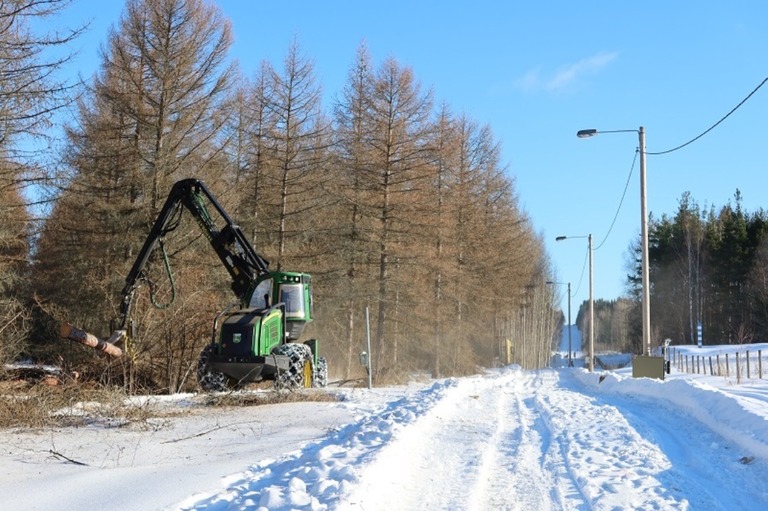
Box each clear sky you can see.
[56,0,768,316]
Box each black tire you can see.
[313,356,328,388]
[197,344,229,392]
[272,343,313,389]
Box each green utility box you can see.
[632,355,666,380]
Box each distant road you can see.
[554,324,584,367]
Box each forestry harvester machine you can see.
[98,178,326,390]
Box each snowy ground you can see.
[3,342,768,510]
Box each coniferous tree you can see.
[32,0,235,391]
[364,57,434,378]
[0,0,82,366]
[624,190,768,350]
[0,177,31,366]
[331,43,378,378]
[750,235,768,341]
[707,193,751,343]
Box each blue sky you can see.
[58,0,768,318]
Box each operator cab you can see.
[248,271,313,340]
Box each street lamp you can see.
[546,280,572,367]
[556,234,594,371]
[577,127,651,357]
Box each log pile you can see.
[59,323,123,357]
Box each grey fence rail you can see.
[668,347,765,383]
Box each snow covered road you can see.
[4,365,767,510]
[179,368,768,510]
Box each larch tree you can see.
[331,43,378,378]
[0,0,81,169]
[0,0,82,366]
[261,41,330,270]
[424,104,461,377]
[0,176,30,366]
[32,0,236,391]
[445,115,497,366]
[231,62,278,246]
[364,57,434,379]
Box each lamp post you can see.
[577,127,651,357]
[546,280,572,367]
[556,234,593,371]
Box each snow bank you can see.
[175,379,457,510]
[574,368,768,460]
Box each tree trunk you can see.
[59,323,123,357]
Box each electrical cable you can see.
[589,75,766,249]
[564,77,766,303]
[570,245,589,298]
[647,75,768,156]
[594,149,638,251]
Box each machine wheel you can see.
[197,344,229,392]
[313,356,328,388]
[272,343,313,389]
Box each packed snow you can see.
[3,330,768,510]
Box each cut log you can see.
[59,323,123,357]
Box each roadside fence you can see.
[668,347,766,384]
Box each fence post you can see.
[726,353,730,377]
[709,356,714,376]
[716,354,721,376]
[736,352,741,383]
[747,350,751,379]
[759,350,763,379]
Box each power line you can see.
[594,149,638,251]
[565,76,766,301]
[647,75,768,156]
[591,75,767,250]
[570,245,589,299]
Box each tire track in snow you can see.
[467,370,593,511]
[523,372,592,511]
[176,380,458,510]
[466,370,557,511]
[467,373,550,511]
[342,369,580,511]
[569,373,768,510]
[179,368,765,510]
[534,370,693,510]
[340,371,521,509]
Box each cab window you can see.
[280,284,305,318]
[249,278,273,309]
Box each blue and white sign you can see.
[697,322,703,348]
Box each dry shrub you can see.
[0,379,340,430]
[0,384,161,429]
[201,389,339,408]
